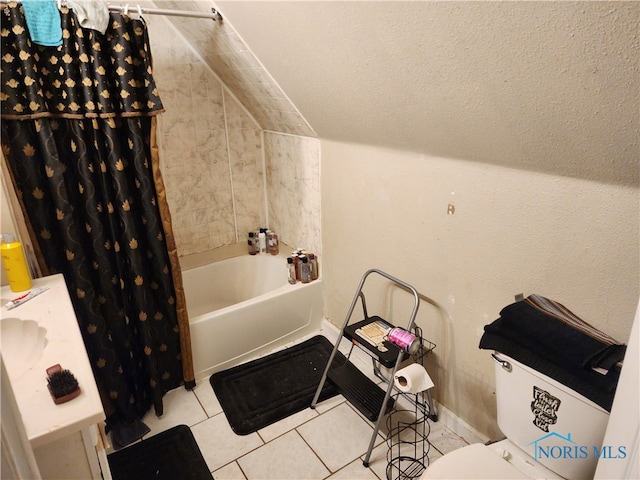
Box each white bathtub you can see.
[182,254,324,380]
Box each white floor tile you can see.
[327,458,380,479]
[78,330,471,480]
[312,392,345,414]
[213,461,247,480]
[428,424,469,455]
[362,441,390,480]
[257,406,319,443]
[141,386,207,436]
[427,444,443,464]
[238,430,330,480]
[297,403,383,473]
[193,378,223,418]
[191,414,263,472]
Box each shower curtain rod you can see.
[107,5,222,21]
[2,1,222,21]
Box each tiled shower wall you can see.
[264,133,322,257]
[146,15,321,258]
[147,14,264,256]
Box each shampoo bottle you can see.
[286,257,297,284]
[0,233,32,292]
[248,232,258,255]
[267,231,279,255]
[258,228,267,254]
[308,253,318,280]
[300,256,312,283]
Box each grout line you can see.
[221,87,239,243]
[260,129,269,227]
[292,429,334,477]
[191,388,209,418]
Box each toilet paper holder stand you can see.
[386,388,433,480]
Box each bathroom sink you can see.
[2,275,104,449]
[1,317,47,379]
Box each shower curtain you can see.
[0,3,194,447]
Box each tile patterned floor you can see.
[110,337,469,480]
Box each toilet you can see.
[421,352,610,479]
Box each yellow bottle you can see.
[1,233,32,292]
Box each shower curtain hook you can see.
[123,4,129,16]
[136,4,143,21]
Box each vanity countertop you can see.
[1,274,105,448]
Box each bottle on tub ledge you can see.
[299,256,312,283]
[286,257,297,284]
[248,228,280,255]
[295,249,306,281]
[267,230,279,255]
[308,253,318,280]
[247,232,258,255]
[258,228,268,254]
[288,248,319,284]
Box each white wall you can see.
[321,139,639,439]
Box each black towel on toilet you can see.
[479,294,626,411]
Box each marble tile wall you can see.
[146,14,264,256]
[264,133,322,257]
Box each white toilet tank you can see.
[493,352,610,480]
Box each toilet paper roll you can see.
[394,363,434,394]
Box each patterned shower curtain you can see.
[1,3,194,446]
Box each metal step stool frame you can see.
[311,268,431,467]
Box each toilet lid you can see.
[421,443,528,479]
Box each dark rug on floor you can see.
[108,424,213,480]
[210,335,345,435]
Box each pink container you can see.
[388,327,420,354]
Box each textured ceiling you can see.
[159,1,639,187]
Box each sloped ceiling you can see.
[160,1,639,187]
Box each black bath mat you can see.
[210,335,345,435]
[108,424,212,480]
